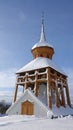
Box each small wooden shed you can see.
[6,89,49,117]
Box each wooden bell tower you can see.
[13,16,71,109]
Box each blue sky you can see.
[0,0,73,102]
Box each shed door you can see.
[21,100,34,115]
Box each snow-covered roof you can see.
[32,41,53,50]
[16,57,66,76]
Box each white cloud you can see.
[0,68,17,87]
[0,68,23,102]
[0,91,13,102]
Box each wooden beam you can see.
[65,82,71,107]
[35,81,38,96]
[47,68,52,109]
[61,85,66,107]
[14,84,18,102]
[35,71,38,96]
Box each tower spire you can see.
[39,13,46,42]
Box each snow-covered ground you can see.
[0,115,73,130]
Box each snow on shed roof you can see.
[16,57,66,76]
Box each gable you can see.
[6,89,48,117]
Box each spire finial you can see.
[42,12,44,24]
[39,12,46,42]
